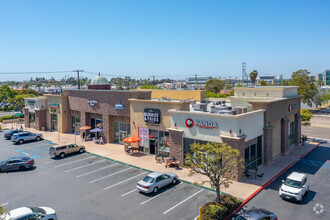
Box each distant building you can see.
[315,73,323,82]
[323,70,330,85]
[256,75,283,85]
[186,76,212,90]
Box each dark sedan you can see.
[0,156,35,172]
[4,129,23,139]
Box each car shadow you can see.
[138,180,182,197]
[49,152,86,160]
[281,190,316,205]
[1,166,37,173]
[12,139,45,145]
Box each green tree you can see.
[139,84,162,89]
[205,78,225,94]
[224,83,232,90]
[8,94,37,112]
[0,84,14,102]
[300,109,313,127]
[260,79,267,86]
[236,82,244,87]
[249,70,258,85]
[0,205,8,220]
[280,79,289,86]
[185,142,243,204]
[288,70,317,107]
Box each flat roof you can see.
[129,98,191,104]
[64,88,151,93]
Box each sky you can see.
[0,0,329,81]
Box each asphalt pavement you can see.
[238,142,330,219]
[0,129,216,219]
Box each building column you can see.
[281,118,290,156]
[168,128,184,167]
[295,113,302,146]
[221,135,246,181]
[35,109,46,131]
[24,108,30,128]
[102,114,111,144]
[263,126,273,166]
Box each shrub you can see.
[200,194,243,220]
[0,115,24,123]
[205,91,228,98]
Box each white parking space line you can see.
[65,159,106,172]
[140,182,183,205]
[121,189,138,197]
[54,156,95,168]
[76,164,117,177]
[1,202,8,206]
[104,172,148,189]
[162,189,204,215]
[89,167,133,183]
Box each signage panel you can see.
[185,118,218,129]
[144,108,161,124]
[88,100,98,107]
[115,101,124,110]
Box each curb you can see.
[224,142,322,220]
[85,151,219,193]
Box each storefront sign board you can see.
[88,100,98,106]
[144,108,161,124]
[27,100,35,105]
[115,101,124,110]
[185,118,218,129]
[49,103,59,108]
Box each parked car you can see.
[235,208,277,220]
[4,129,23,139]
[0,156,34,172]
[11,132,43,144]
[0,206,57,220]
[137,172,178,193]
[279,172,309,202]
[49,144,85,158]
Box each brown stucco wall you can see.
[168,128,184,166]
[24,108,30,128]
[221,135,246,181]
[35,110,46,131]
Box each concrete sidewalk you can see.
[2,123,319,200]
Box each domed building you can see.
[88,74,110,90]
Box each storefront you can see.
[64,76,151,143]
[169,108,265,178]
[24,97,47,130]
[45,95,69,133]
[231,86,302,165]
[129,99,191,156]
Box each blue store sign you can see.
[115,101,124,110]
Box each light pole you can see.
[58,127,60,144]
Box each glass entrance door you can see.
[51,114,57,131]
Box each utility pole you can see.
[73,70,84,89]
[152,75,155,86]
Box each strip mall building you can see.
[24,76,301,180]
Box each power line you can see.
[0,71,71,75]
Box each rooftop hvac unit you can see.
[193,103,207,111]
[242,107,248,113]
[232,110,237,115]
[234,107,242,114]
[227,106,232,110]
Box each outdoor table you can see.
[129,147,139,154]
[248,169,257,179]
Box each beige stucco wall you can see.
[170,109,264,143]
[234,86,298,98]
[272,119,281,157]
[129,99,191,139]
[45,95,69,133]
[133,89,206,101]
[25,97,47,113]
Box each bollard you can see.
[199,206,202,220]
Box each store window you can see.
[289,121,295,145]
[245,136,263,170]
[114,121,130,144]
[51,114,57,131]
[183,138,219,159]
[71,115,81,134]
[29,112,35,128]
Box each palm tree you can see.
[249,70,258,86]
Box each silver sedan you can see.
[137,172,178,193]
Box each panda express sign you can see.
[185,118,218,129]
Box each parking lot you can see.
[0,129,216,219]
[239,142,330,219]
